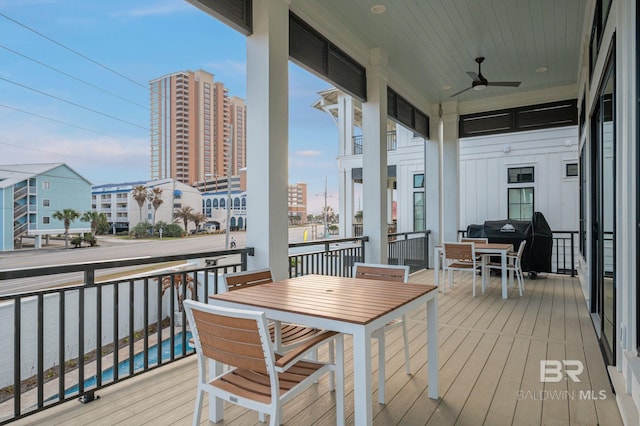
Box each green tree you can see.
[81,211,107,235]
[52,208,81,249]
[173,206,194,233]
[149,187,164,228]
[131,185,149,223]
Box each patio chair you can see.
[460,237,488,244]
[183,300,344,426]
[353,262,410,404]
[222,269,330,352]
[442,242,479,296]
[483,240,526,296]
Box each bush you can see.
[163,223,185,237]
[130,221,152,239]
[84,234,97,247]
[70,235,83,248]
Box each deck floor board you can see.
[9,271,622,426]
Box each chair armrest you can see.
[274,330,339,371]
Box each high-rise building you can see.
[149,70,246,186]
[288,182,308,224]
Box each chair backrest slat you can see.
[443,242,474,261]
[191,308,268,372]
[460,237,488,244]
[353,263,409,283]
[224,269,273,291]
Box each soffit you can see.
[291,0,586,107]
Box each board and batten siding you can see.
[459,126,579,232]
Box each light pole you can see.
[224,124,233,249]
[316,177,332,238]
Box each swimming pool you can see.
[60,331,194,397]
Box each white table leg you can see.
[434,247,441,292]
[501,251,508,299]
[336,335,345,426]
[352,328,372,425]
[427,295,439,399]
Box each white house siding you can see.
[459,126,579,232]
[394,126,427,233]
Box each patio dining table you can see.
[209,273,439,425]
[434,243,515,298]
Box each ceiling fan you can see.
[450,57,521,97]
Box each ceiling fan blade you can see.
[466,71,478,80]
[486,81,521,87]
[450,86,473,97]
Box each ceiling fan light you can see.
[473,84,487,91]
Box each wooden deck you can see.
[13,271,622,425]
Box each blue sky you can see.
[0,0,340,214]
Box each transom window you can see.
[566,163,578,177]
[507,167,534,183]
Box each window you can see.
[507,167,534,183]
[413,192,425,231]
[508,188,534,220]
[42,199,50,207]
[43,216,50,224]
[413,173,424,188]
[42,181,50,190]
[566,163,578,177]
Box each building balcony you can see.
[352,130,397,155]
[4,262,621,425]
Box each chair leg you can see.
[401,316,410,375]
[192,388,204,426]
[377,334,386,404]
[472,270,476,297]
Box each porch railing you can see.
[288,237,368,278]
[388,230,430,272]
[0,248,251,424]
[0,232,433,423]
[352,130,397,155]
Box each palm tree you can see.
[52,208,80,249]
[131,185,149,223]
[173,206,194,233]
[159,273,195,312]
[191,211,206,232]
[149,187,164,228]
[81,211,107,235]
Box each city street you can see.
[0,225,326,295]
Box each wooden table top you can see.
[210,274,437,325]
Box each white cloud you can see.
[292,150,322,158]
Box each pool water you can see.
[60,331,193,397]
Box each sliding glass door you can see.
[590,49,616,364]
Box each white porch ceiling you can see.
[291,0,587,108]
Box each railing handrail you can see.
[288,236,368,249]
[0,248,253,282]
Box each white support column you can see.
[362,48,388,264]
[245,0,289,280]
[425,117,441,266]
[338,94,354,237]
[441,101,460,242]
